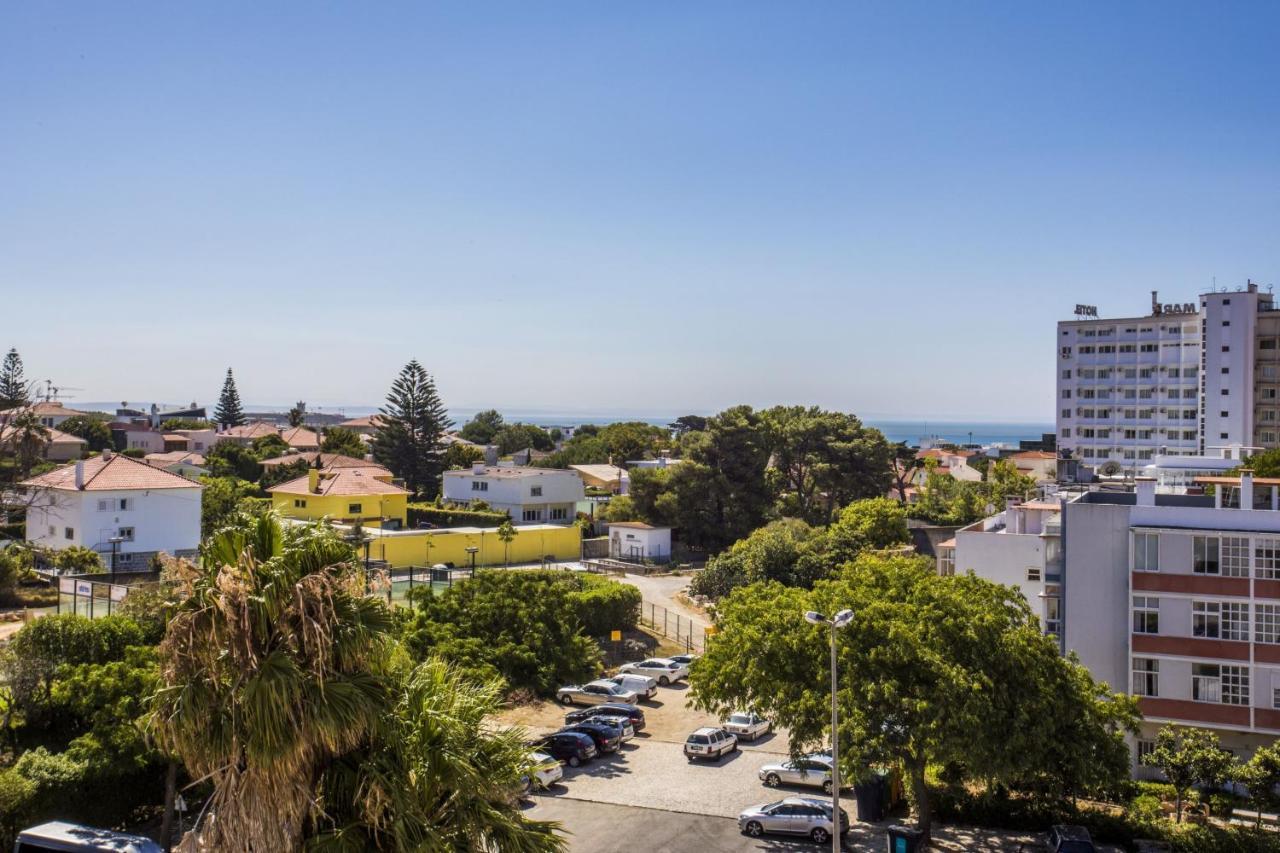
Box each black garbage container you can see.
[853,778,886,821]
[885,824,925,853]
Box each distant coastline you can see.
[76,400,1051,447]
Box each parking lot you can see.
[499,673,1113,852]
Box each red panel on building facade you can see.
[1137,697,1250,727]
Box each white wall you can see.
[1062,499,1135,694]
[443,468,584,524]
[609,527,671,560]
[952,519,1048,623]
[26,487,202,560]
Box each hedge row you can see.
[570,573,642,637]
[406,504,510,529]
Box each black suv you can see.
[1047,825,1096,853]
[564,703,645,730]
[532,731,597,767]
[559,721,622,753]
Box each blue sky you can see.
[3,3,1279,420]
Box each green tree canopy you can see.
[371,360,451,499]
[249,433,289,460]
[689,519,826,599]
[159,418,210,431]
[259,458,311,490]
[494,423,555,455]
[0,349,28,411]
[825,496,910,564]
[198,476,262,537]
[690,554,1138,837]
[442,442,484,469]
[1142,725,1237,822]
[458,409,505,444]
[908,458,1036,526]
[203,441,262,482]
[56,416,112,452]
[321,426,365,458]
[213,368,245,428]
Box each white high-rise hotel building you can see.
[1057,283,1275,470]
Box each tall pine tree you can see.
[214,368,246,428]
[371,360,451,498]
[0,348,28,410]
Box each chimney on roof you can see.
[74,460,84,490]
[472,461,486,475]
[102,448,112,461]
[1135,477,1156,507]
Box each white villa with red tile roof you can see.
[21,450,203,567]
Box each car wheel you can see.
[658,676,670,686]
[744,821,763,838]
[731,741,738,752]
[822,780,833,794]
[559,695,574,705]
[568,756,581,768]
[764,773,780,787]
[811,827,829,844]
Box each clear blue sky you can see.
[3,3,1279,421]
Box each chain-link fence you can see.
[637,601,706,652]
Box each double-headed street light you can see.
[805,608,853,853]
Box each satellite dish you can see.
[1100,460,1123,477]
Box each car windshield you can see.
[729,714,750,724]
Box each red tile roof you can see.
[22,453,203,491]
[268,468,409,497]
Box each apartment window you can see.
[1264,340,1279,351]
[1062,390,1072,399]
[1061,409,1071,419]
[1263,431,1279,445]
[348,503,362,514]
[294,499,307,508]
[1043,585,1061,635]
[1257,540,1280,579]
[1060,428,1071,438]
[1222,665,1250,705]
[1137,740,1156,764]
[938,549,955,577]
[1133,596,1160,634]
[1265,389,1278,400]
[1192,663,1221,702]
[522,509,542,522]
[64,527,74,540]
[117,526,135,541]
[1079,345,1095,354]
[1193,536,1220,574]
[1222,367,1230,374]
[1222,346,1230,352]
[1222,536,1250,576]
[1222,389,1230,396]
[1132,658,1159,697]
[471,480,489,492]
[1221,411,1230,418]
[48,526,55,536]
[1222,601,1250,641]
[530,486,543,497]
[1026,567,1042,582]
[549,507,568,521]
[1062,369,1072,379]
[1221,433,1230,440]
[1273,685,1280,711]
[1256,604,1280,644]
[118,498,130,511]
[1134,533,1159,572]
[1140,368,1155,378]
[1140,344,1157,353]
[1061,346,1073,358]
[1193,601,1223,638]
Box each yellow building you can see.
[355,522,581,569]
[268,467,410,528]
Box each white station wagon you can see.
[618,657,689,685]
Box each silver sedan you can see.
[757,754,840,794]
[738,797,849,844]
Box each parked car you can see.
[559,720,623,754]
[14,822,164,853]
[669,653,699,667]
[738,797,849,844]
[684,726,738,761]
[556,680,639,706]
[618,657,689,685]
[564,702,646,730]
[1047,825,1096,853]
[594,714,636,742]
[722,711,771,741]
[758,754,841,794]
[602,673,658,700]
[520,751,564,794]
[532,731,598,767]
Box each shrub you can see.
[121,448,146,459]
[1128,793,1164,824]
[50,545,105,575]
[569,573,641,636]
[406,503,509,529]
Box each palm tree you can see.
[149,514,394,851]
[497,519,518,567]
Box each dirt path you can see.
[614,572,710,633]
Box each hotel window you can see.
[1257,540,1280,579]
[1134,533,1159,572]
[1140,368,1155,378]
[1132,658,1159,697]
[1193,601,1221,638]
[348,503,362,514]
[1256,604,1280,644]
[1079,346,1095,354]
[1222,601,1250,641]
[1140,344,1157,353]
[530,486,543,497]
[549,507,568,521]
[1133,596,1159,634]
[1099,345,1115,353]
[1193,536,1220,574]
[1222,536,1250,576]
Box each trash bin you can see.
[853,777,886,821]
[885,824,925,853]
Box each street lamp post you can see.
[107,536,125,583]
[805,608,853,853]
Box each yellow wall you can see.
[363,524,581,568]
[272,491,408,528]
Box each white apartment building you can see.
[442,462,584,525]
[1057,284,1276,473]
[21,450,203,568]
[946,474,1280,772]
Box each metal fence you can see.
[638,601,706,652]
[56,576,131,618]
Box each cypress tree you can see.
[214,368,246,428]
[0,348,28,410]
[371,360,451,498]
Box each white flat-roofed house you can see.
[21,450,203,569]
[607,522,672,562]
[442,462,583,525]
